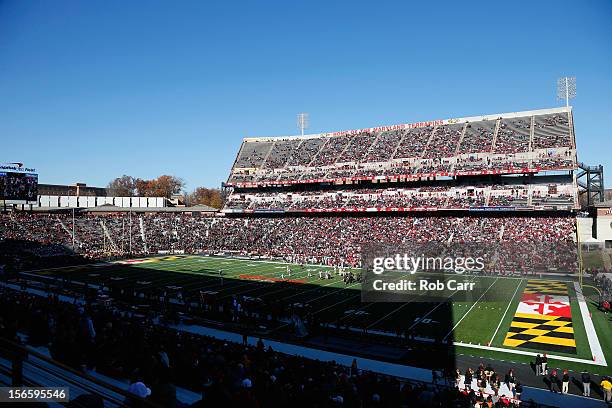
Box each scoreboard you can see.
[0,163,38,203]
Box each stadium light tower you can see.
[557,76,576,107]
[297,113,309,137]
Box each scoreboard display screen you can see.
[0,172,38,201]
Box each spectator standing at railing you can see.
[601,377,612,403]
[478,374,487,394]
[549,370,560,393]
[581,370,591,397]
[562,369,570,394]
[490,374,500,396]
[464,367,473,390]
[432,368,439,385]
[514,382,523,400]
[484,364,493,383]
[505,369,516,392]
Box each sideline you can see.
[574,282,606,365]
[454,341,607,367]
[1,281,606,405]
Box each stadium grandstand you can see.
[223,107,577,214]
[224,107,575,187]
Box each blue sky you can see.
[1,0,611,190]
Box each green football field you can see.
[24,254,611,372]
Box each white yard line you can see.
[365,301,413,330]
[227,268,351,302]
[442,277,499,341]
[405,274,479,332]
[206,260,355,302]
[365,282,438,330]
[331,273,420,323]
[309,287,363,315]
[196,255,348,271]
[102,257,287,296]
[455,341,608,367]
[200,262,308,298]
[278,279,358,303]
[117,256,341,301]
[488,278,523,346]
[574,282,607,365]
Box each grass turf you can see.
[24,255,608,370]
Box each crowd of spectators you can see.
[493,119,531,154]
[263,139,301,169]
[422,125,463,159]
[229,153,575,185]
[0,283,544,407]
[454,364,523,406]
[392,128,432,159]
[225,183,574,211]
[233,141,274,168]
[310,135,353,167]
[0,213,147,259]
[227,188,476,210]
[1,213,577,272]
[457,122,495,154]
[363,130,404,163]
[337,132,376,163]
[228,114,575,185]
[285,138,328,167]
[532,114,572,150]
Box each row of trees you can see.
[107,175,184,198]
[106,175,224,208]
[186,187,225,209]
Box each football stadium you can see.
[1,2,612,408]
[2,104,612,407]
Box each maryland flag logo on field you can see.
[503,280,576,354]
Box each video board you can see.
[0,164,38,202]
